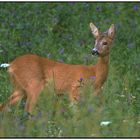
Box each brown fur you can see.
[0,23,115,114]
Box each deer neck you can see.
[97,55,109,66]
[95,55,109,81]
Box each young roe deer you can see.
[0,22,115,115]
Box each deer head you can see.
[90,22,115,57]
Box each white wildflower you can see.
[120,94,125,97]
[58,129,63,137]
[100,121,112,126]
[123,119,128,123]
[131,95,136,99]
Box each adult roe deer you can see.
[0,22,115,115]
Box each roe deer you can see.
[0,22,115,115]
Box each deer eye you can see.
[103,42,108,45]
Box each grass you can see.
[0,2,140,137]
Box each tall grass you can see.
[0,76,140,137]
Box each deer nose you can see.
[92,48,99,55]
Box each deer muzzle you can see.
[92,48,99,55]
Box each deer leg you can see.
[94,79,103,96]
[94,82,105,105]
[0,90,24,111]
[9,90,24,104]
[69,85,80,102]
[94,88,102,96]
[24,80,45,114]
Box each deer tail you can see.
[0,63,10,68]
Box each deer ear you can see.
[108,24,115,39]
[90,22,99,38]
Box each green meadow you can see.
[0,2,140,137]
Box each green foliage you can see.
[0,2,140,137]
